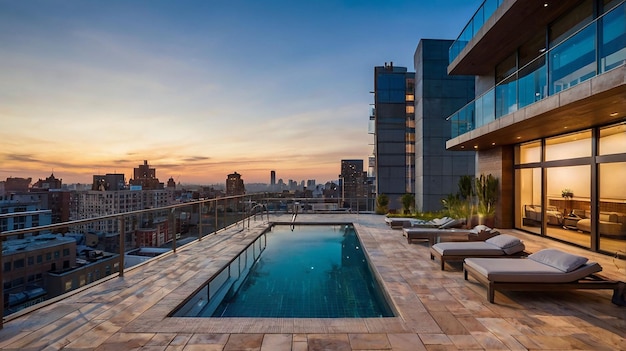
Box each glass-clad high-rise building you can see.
[372,63,415,211]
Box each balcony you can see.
[446,3,626,150]
[0,198,624,349]
[449,0,504,65]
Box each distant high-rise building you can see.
[340,159,366,210]
[166,177,176,189]
[129,160,163,190]
[92,174,126,191]
[413,39,475,212]
[270,170,276,188]
[32,173,62,190]
[2,177,31,194]
[372,63,415,211]
[226,172,245,196]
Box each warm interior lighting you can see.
[473,145,478,149]
[610,112,618,116]
[461,145,465,149]
[491,142,496,146]
[516,136,521,139]
[544,2,548,7]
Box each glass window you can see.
[406,105,415,114]
[600,1,626,72]
[14,259,24,269]
[517,168,542,235]
[28,256,34,265]
[545,165,591,248]
[496,53,516,84]
[549,25,596,94]
[520,32,547,68]
[549,0,594,47]
[604,0,623,13]
[599,123,626,155]
[4,262,10,272]
[517,141,542,164]
[598,162,626,252]
[545,130,592,161]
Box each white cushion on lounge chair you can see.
[464,257,602,283]
[432,241,509,256]
[528,249,588,273]
[439,218,462,229]
[431,234,525,256]
[485,234,523,253]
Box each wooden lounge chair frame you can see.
[404,228,473,245]
[431,247,528,270]
[463,262,620,303]
[405,226,498,246]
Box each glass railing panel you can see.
[477,89,495,127]
[1,195,264,317]
[449,0,504,63]
[449,101,476,138]
[495,75,517,118]
[473,6,485,37]
[549,24,597,95]
[600,2,626,72]
[518,54,547,109]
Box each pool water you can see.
[176,224,394,318]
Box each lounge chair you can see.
[430,234,527,270]
[463,248,620,303]
[403,224,497,246]
[385,216,454,229]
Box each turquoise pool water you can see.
[173,224,394,318]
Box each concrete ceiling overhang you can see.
[446,65,626,151]
[449,0,579,76]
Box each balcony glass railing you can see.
[449,0,504,63]
[0,194,376,324]
[448,2,626,138]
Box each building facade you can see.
[372,63,415,211]
[340,159,369,210]
[226,172,245,196]
[413,39,476,212]
[129,160,164,190]
[446,0,626,254]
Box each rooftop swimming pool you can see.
[172,224,395,318]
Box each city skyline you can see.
[1,0,482,184]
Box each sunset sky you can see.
[1,0,481,185]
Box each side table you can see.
[563,216,581,230]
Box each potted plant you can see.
[475,174,498,227]
[561,189,574,198]
[375,194,389,215]
[400,193,415,215]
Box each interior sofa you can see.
[575,210,626,237]
[523,204,563,226]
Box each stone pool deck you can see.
[0,213,624,350]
